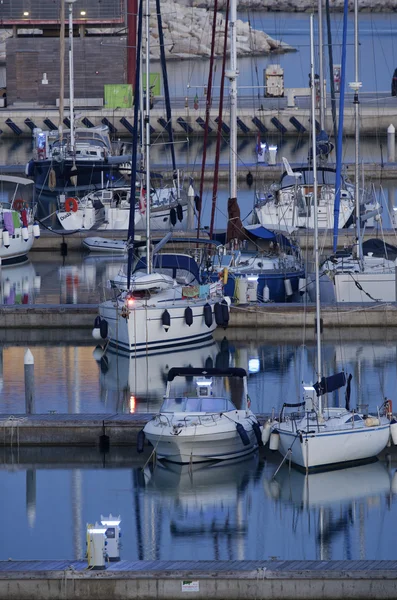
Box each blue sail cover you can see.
[313,372,346,397]
[133,253,201,284]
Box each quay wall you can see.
[1,561,397,600]
[0,105,396,138]
[2,302,397,330]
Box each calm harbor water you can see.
[1,450,397,562]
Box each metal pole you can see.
[24,348,35,414]
[352,0,361,261]
[127,0,138,88]
[318,0,325,130]
[59,0,65,141]
[388,124,396,163]
[310,15,322,413]
[67,0,76,151]
[229,0,238,201]
[145,0,151,274]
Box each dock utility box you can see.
[264,65,284,98]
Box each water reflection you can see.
[0,260,40,305]
[2,452,397,562]
[1,331,397,414]
[140,455,263,560]
[264,461,393,561]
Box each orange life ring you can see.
[65,197,78,213]
[13,199,26,211]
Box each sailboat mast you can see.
[352,0,361,261]
[310,14,322,407]
[229,0,238,201]
[145,0,151,275]
[67,0,75,151]
[317,0,325,131]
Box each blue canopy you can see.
[243,225,293,248]
[134,253,201,283]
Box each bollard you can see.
[24,348,35,414]
[388,124,395,163]
[187,182,195,231]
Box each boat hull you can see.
[333,271,396,302]
[213,268,305,303]
[31,159,125,194]
[277,422,390,471]
[98,300,219,356]
[0,225,35,265]
[144,414,258,464]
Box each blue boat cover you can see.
[134,253,201,283]
[314,372,346,397]
[244,225,292,248]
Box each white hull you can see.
[144,411,258,464]
[254,186,354,230]
[333,271,396,302]
[57,203,187,232]
[277,420,390,470]
[98,299,219,355]
[0,226,34,263]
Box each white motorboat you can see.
[56,183,188,232]
[266,16,392,473]
[142,366,263,464]
[0,175,40,265]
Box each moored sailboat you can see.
[266,15,391,473]
[92,0,226,356]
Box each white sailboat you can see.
[320,0,397,303]
[266,15,391,473]
[92,0,225,356]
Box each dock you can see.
[0,558,396,599]
[2,302,397,330]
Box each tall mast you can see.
[350,0,361,261]
[310,14,322,412]
[318,0,325,131]
[59,0,65,142]
[228,0,238,201]
[145,0,151,274]
[66,0,76,151]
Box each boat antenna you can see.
[310,13,322,414]
[127,0,144,289]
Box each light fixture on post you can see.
[65,0,77,152]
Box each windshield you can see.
[160,397,236,413]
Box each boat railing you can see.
[156,412,221,427]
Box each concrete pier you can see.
[0,559,396,600]
[1,302,397,330]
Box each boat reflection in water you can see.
[94,339,231,412]
[139,454,263,560]
[0,261,41,305]
[265,461,392,560]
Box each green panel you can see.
[142,73,161,96]
[104,84,133,109]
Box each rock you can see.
[148,0,295,59]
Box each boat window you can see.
[201,398,235,412]
[346,414,363,423]
[161,397,188,412]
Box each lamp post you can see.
[66,0,77,151]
